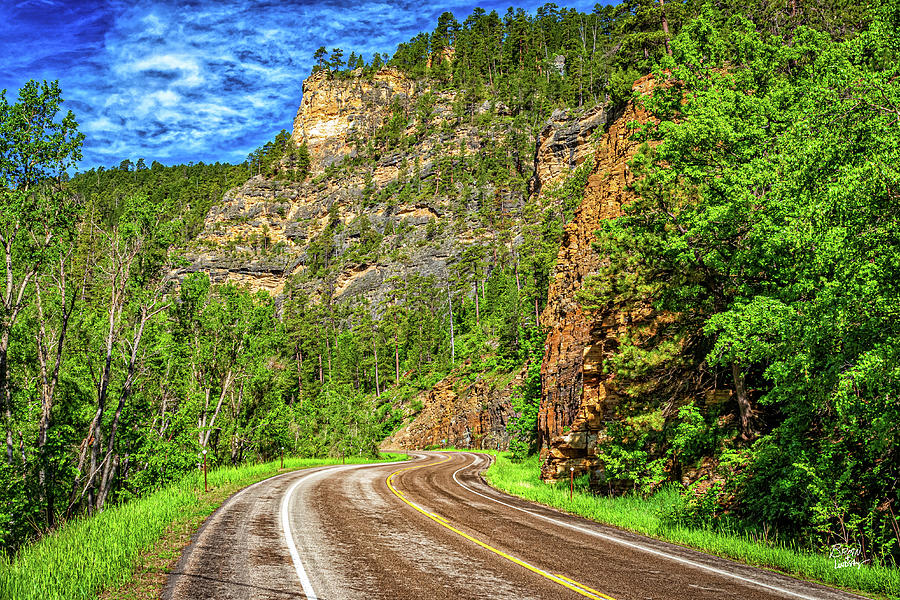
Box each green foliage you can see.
[0,455,403,600]
[69,159,249,240]
[579,2,900,560]
[507,326,546,459]
[671,403,711,465]
[1,0,884,577]
[246,129,309,181]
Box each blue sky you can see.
[1,0,602,170]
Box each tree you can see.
[329,48,345,71]
[581,5,900,551]
[0,80,83,463]
[69,193,173,513]
[313,46,328,72]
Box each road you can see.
[163,452,869,600]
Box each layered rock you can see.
[538,76,657,483]
[180,67,626,454]
[180,69,611,303]
[533,104,608,194]
[380,367,523,451]
[292,68,416,174]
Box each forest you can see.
[1,0,897,575]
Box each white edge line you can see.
[281,470,322,600]
[451,452,831,600]
[280,458,417,600]
[392,455,606,600]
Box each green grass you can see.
[483,453,900,600]
[0,454,405,600]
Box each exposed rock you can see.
[179,69,636,457]
[534,103,608,194]
[380,367,524,452]
[538,75,657,483]
[292,68,416,174]
[180,68,610,303]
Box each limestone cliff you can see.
[292,68,416,175]
[179,68,609,304]
[533,104,607,194]
[178,67,613,453]
[538,76,657,482]
[180,69,473,298]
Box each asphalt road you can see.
[163,452,870,600]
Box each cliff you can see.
[380,366,524,452]
[292,68,416,175]
[178,68,609,302]
[538,75,656,482]
[178,67,614,453]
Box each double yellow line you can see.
[386,455,617,600]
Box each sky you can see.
[1,0,601,171]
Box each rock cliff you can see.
[380,366,523,452]
[179,68,609,303]
[292,69,416,175]
[179,67,615,453]
[538,75,657,482]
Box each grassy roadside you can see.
[482,453,899,600]
[0,454,405,600]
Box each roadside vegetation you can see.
[484,453,900,600]
[0,454,404,600]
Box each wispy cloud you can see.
[2,0,598,169]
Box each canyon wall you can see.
[538,75,656,482]
[179,67,638,454]
[292,68,416,175]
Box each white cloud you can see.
[0,0,599,168]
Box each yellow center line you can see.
[386,454,617,600]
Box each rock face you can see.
[534,104,607,194]
[380,367,523,452]
[179,67,620,454]
[180,68,610,304]
[538,76,657,483]
[292,69,416,174]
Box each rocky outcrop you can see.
[534,104,608,194]
[181,69,611,302]
[179,67,637,457]
[380,367,523,451]
[538,76,657,483]
[292,68,416,174]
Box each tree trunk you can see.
[447,283,455,363]
[201,369,235,448]
[474,281,480,325]
[0,332,13,464]
[373,337,380,397]
[95,308,152,510]
[394,335,400,385]
[34,268,77,524]
[326,335,332,381]
[732,360,754,440]
[659,0,672,56]
[295,344,303,406]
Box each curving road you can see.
[163,452,869,600]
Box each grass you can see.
[0,453,405,600]
[483,452,900,600]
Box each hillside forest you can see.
[1,0,899,572]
